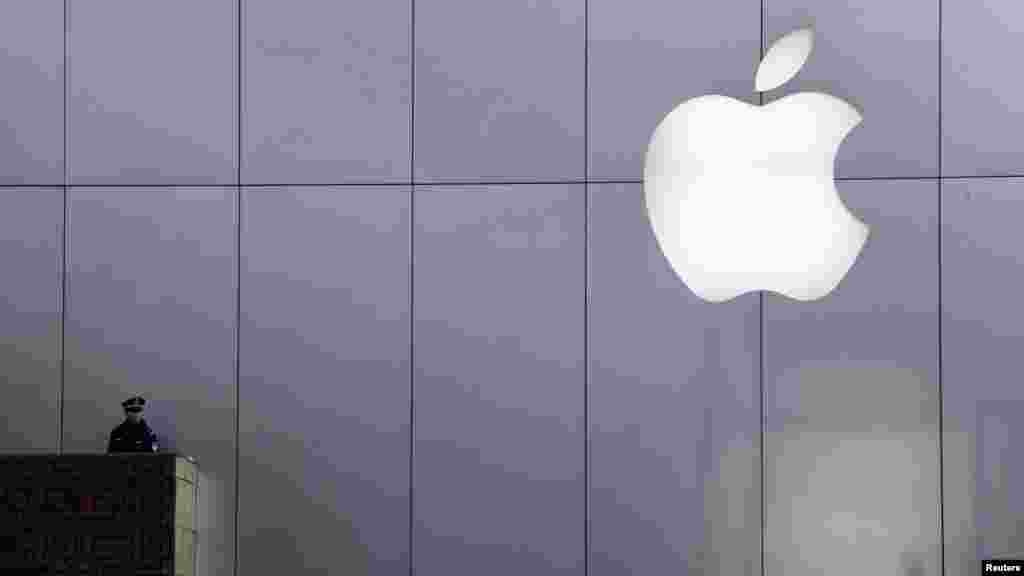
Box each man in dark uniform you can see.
[107,396,159,453]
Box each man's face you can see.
[125,409,141,423]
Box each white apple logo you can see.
[644,28,869,303]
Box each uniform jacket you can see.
[107,418,159,453]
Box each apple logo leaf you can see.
[755,27,814,93]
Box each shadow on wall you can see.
[59,355,361,576]
[238,427,370,576]
[695,365,975,576]
[193,467,226,576]
[0,329,60,452]
[686,324,759,576]
[969,400,1024,564]
[688,412,759,576]
[60,335,238,576]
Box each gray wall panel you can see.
[414,1,584,182]
[763,180,940,575]
[243,0,411,184]
[588,0,759,180]
[62,188,237,576]
[0,1,63,184]
[238,187,411,576]
[942,2,1024,177]
[942,178,1024,574]
[413,185,585,576]
[0,189,62,452]
[68,0,237,185]
[588,183,761,576]
[764,0,938,179]
[0,2,1014,574]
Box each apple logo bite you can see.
[644,28,869,303]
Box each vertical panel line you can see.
[234,0,243,574]
[409,0,417,574]
[937,0,943,182]
[583,0,589,184]
[60,187,68,453]
[583,185,591,576]
[409,183,416,576]
[937,180,945,576]
[60,192,67,453]
[59,0,69,453]
[237,0,243,185]
[583,0,590,574]
[758,3,766,575]
[63,0,68,186]
[937,0,945,573]
[233,189,242,576]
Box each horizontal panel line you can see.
[0,180,613,188]
[934,173,1024,180]
[837,175,939,181]
[2,174,1024,189]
